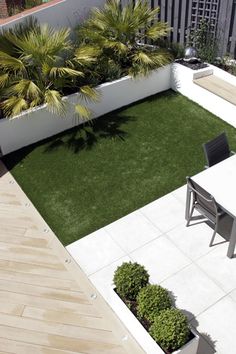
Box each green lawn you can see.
[4,90,236,245]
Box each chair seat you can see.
[195,203,225,223]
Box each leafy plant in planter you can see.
[113,261,149,301]
[0,18,99,118]
[113,262,196,353]
[77,0,172,78]
[137,284,172,322]
[188,19,218,64]
[149,308,190,353]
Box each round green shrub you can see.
[113,262,149,301]
[149,308,190,352]
[137,284,172,322]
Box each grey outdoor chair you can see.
[202,132,235,168]
[186,176,226,247]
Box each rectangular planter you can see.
[110,287,199,354]
[171,62,236,128]
[0,65,171,156]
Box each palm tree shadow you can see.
[44,111,134,154]
[3,111,135,170]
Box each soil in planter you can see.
[176,59,209,70]
[115,288,193,354]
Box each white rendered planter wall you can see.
[0,65,171,156]
[171,62,236,128]
[110,287,199,354]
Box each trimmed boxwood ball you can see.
[137,284,172,322]
[149,308,190,352]
[113,262,149,301]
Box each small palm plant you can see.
[78,0,172,78]
[0,18,99,118]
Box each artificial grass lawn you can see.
[4,90,236,245]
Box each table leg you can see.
[185,185,191,221]
[227,217,236,258]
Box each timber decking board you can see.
[0,161,144,354]
[193,74,236,106]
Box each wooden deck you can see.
[193,74,236,106]
[0,161,144,354]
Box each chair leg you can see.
[209,227,217,247]
[186,205,195,227]
[209,215,219,247]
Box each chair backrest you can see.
[187,177,217,216]
[203,132,230,167]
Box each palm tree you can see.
[78,0,172,78]
[0,18,99,118]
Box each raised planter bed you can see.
[171,62,236,128]
[110,286,199,354]
[0,65,171,156]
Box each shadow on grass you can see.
[3,110,137,170]
[44,111,133,154]
[3,89,176,170]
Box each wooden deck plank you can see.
[194,75,236,106]
[0,338,86,354]
[0,269,80,291]
[0,291,99,316]
[0,313,115,342]
[0,326,126,354]
[0,161,144,354]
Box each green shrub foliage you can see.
[137,284,172,322]
[149,308,190,352]
[113,262,149,301]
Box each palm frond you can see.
[45,89,66,116]
[6,79,42,100]
[2,96,28,118]
[146,22,171,40]
[79,85,100,103]
[74,46,101,66]
[49,67,84,79]
[74,103,91,120]
[0,73,9,88]
[0,51,25,72]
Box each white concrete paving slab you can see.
[67,228,125,275]
[196,243,236,293]
[130,236,191,283]
[171,185,187,205]
[229,288,236,303]
[192,296,236,354]
[161,263,225,320]
[67,183,236,354]
[167,223,224,261]
[140,193,185,233]
[105,210,162,253]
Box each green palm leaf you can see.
[79,85,100,103]
[2,96,28,117]
[49,67,84,79]
[6,80,42,100]
[45,89,66,116]
[0,51,25,72]
[74,46,101,66]
[0,73,9,88]
[74,103,91,120]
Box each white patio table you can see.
[185,153,236,258]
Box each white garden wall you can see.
[0,0,106,30]
[0,65,171,156]
[171,63,236,128]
